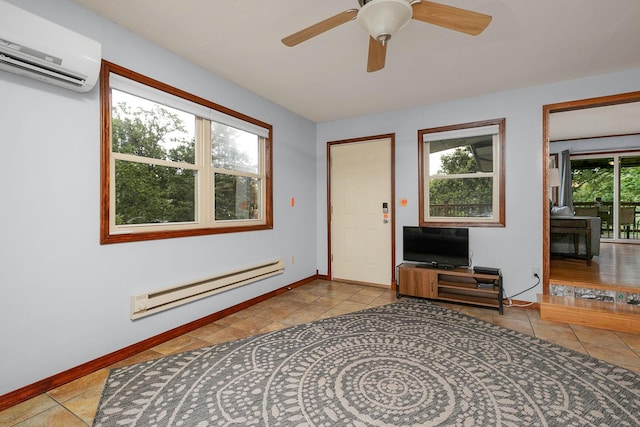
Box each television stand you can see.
[397,263,503,314]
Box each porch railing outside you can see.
[573,201,640,239]
[430,202,492,218]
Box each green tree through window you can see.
[112,102,196,225]
[429,146,493,217]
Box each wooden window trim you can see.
[418,118,506,227]
[100,60,273,244]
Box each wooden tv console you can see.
[397,263,504,314]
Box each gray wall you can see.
[0,0,317,395]
[316,68,640,305]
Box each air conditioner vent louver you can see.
[0,51,87,87]
[0,1,100,92]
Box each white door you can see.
[330,138,393,286]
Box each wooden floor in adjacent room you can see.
[550,242,640,291]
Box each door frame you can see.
[542,91,640,294]
[327,134,396,286]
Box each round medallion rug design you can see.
[93,299,640,426]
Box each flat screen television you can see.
[403,226,469,268]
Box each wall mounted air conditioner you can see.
[0,0,101,92]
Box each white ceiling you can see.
[71,0,640,123]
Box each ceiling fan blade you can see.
[367,37,387,73]
[282,9,358,47]
[412,1,492,36]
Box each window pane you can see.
[114,160,196,225]
[214,173,261,220]
[429,177,493,217]
[429,135,493,176]
[211,122,259,174]
[112,89,196,164]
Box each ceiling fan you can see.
[282,0,492,72]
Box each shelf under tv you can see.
[396,263,504,314]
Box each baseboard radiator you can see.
[130,259,285,319]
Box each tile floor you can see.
[1,279,639,426]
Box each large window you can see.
[418,118,505,226]
[100,61,272,243]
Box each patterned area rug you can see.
[93,299,640,426]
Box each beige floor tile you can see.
[571,325,628,347]
[171,338,213,355]
[582,342,640,369]
[295,305,333,318]
[255,321,289,334]
[263,299,311,312]
[277,289,321,303]
[314,295,351,307]
[332,300,368,313]
[323,283,362,295]
[500,307,534,321]
[151,335,209,356]
[615,331,640,354]
[280,311,324,326]
[223,316,273,333]
[346,293,379,305]
[299,287,331,298]
[0,394,58,426]
[252,306,303,321]
[213,310,253,326]
[324,287,361,298]
[107,349,164,370]
[202,326,253,345]
[187,322,227,341]
[47,369,109,404]
[622,364,640,373]
[530,323,576,341]
[525,309,543,322]
[356,286,388,297]
[12,405,86,427]
[60,384,103,425]
[223,305,262,319]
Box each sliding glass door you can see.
[571,153,640,242]
[619,155,640,240]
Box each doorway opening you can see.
[543,91,640,298]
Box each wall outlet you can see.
[290,255,295,265]
[531,267,540,278]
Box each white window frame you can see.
[418,118,505,227]
[100,61,273,244]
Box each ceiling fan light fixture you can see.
[357,0,413,44]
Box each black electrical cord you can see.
[504,273,540,307]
